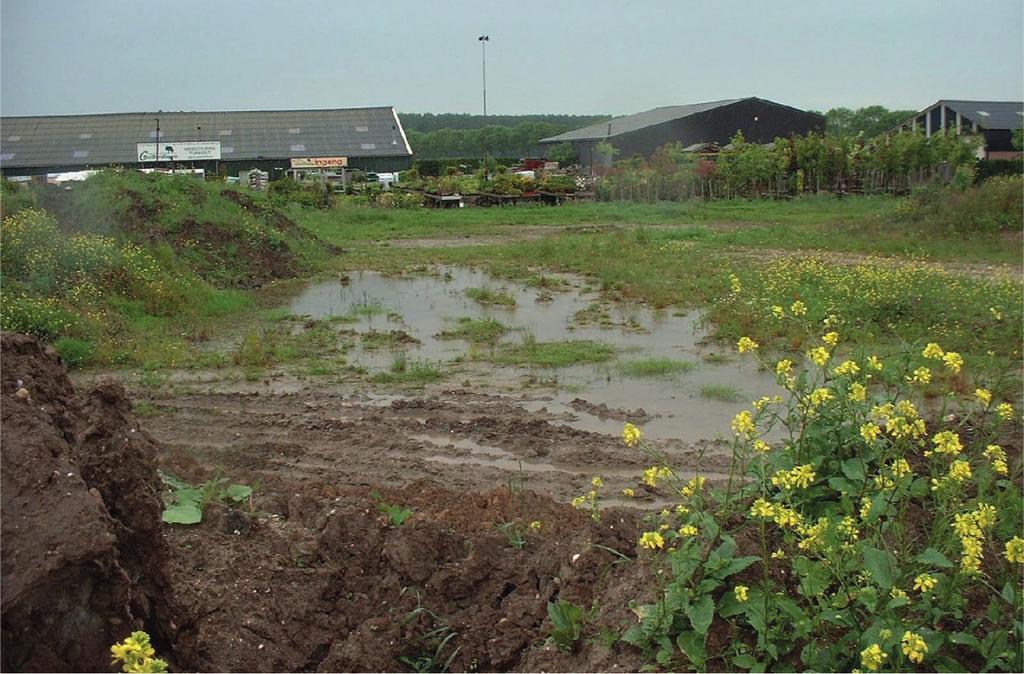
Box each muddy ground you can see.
[3,333,679,672]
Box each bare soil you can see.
[1,333,673,672]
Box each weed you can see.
[489,337,615,368]
[53,336,95,368]
[110,631,167,673]
[495,521,526,550]
[369,361,444,385]
[465,286,517,307]
[160,472,252,525]
[437,316,507,343]
[132,401,166,417]
[617,357,696,378]
[546,599,586,653]
[699,383,743,402]
[702,353,732,364]
[371,490,413,526]
[399,599,462,673]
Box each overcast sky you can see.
[2,0,1022,117]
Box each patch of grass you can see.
[132,401,168,417]
[702,353,732,364]
[465,286,517,307]
[437,316,508,343]
[617,357,696,378]
[54,336,95,368]
[349,297,387,317]
[699,383,743,402]
[369,361,445,385]
[489,337,615,368]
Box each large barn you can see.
[539,97,824,169]
[0,106,413,178]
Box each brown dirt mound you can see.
[1,333,173,671]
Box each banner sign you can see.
[290,156,348,168]
[136,141,221,162]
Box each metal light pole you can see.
[478,35,489,177]
[154,117,160,164]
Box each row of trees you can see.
[597,130,984,202]
[405,122,574,160]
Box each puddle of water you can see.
[286,267,782,444]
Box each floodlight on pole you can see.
[478,35,490,176]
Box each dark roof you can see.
[538,97,821,143]
[938,100,1023,130]
[0,107,412,168]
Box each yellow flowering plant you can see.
[622,304,1023,671]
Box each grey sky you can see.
[2,0,1022,117]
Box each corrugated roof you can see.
[0,107,412,168]
[540,98,746,143]
[939,100,1023,130]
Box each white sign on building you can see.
[136,141,222,162]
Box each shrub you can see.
[54,336,95,368]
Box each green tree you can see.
[548,142,578,167]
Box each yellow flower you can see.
[983,445,1008,475]
[942,351,963,373]
[750,498,776,519]
[641,465,672,488]
[975,388,992,406]
[948,459,972,482]
[929,430,962,456]
[621,488,635,497]
[996,402,1014,421]
[678,524,698,537]
[860,422,881,444]
[990,306,1003,320]
[907,367,931,385]
[737,336,759,353]
[848,382,867,402]
[790,300,807,316]
[913,573,937,593]
[752,440,771,454]
[639,531,665,549]
[775,359,793,376]
[771,305,784,319]
[623,422,642,447]
[529,520,542,532]
[922,342,945,359]
[591,476,604,487]
[1005,536,1024,564]
[860,643,887,671]
[867,355,884,371]
[807,346,830,367]
[771,548,786,559]
[729,274,742,294]
[901,631,928,664]
[890,458,912,479]
[974,503,997,529]
[771,464,816,490]
[731,410,755,438]
[822,331,839,347]
[833,359,860,376]
[734,585,749,602]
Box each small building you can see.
[538,97,824,169]
[0,106,413,178]
[894,100,1023,160]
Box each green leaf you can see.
[792,556,831,597]
[716,555,761,579]
[862,547,897,589]
[1000,582,1015,605]
[732,653,757,670]
[717,591,744,618]
[675,630,707,666]
[841,458,866,482]
[947,632,980,649]
[744,591,768,634]
[162,503,203,524]
[915,547,954,568]
[225,484,252,502]
[685,594,715,636]
[932,655,967,672]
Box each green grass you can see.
[437,317,508,343]
[699,383,743,402]
[617,357,696,378]
[488,338,615,368]
[369,361,445,384]
[465,286,517,307]
[360,329,419,350]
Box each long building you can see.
[0,106,413,177]
[894,100,1023,160]
[539,97,824,169]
